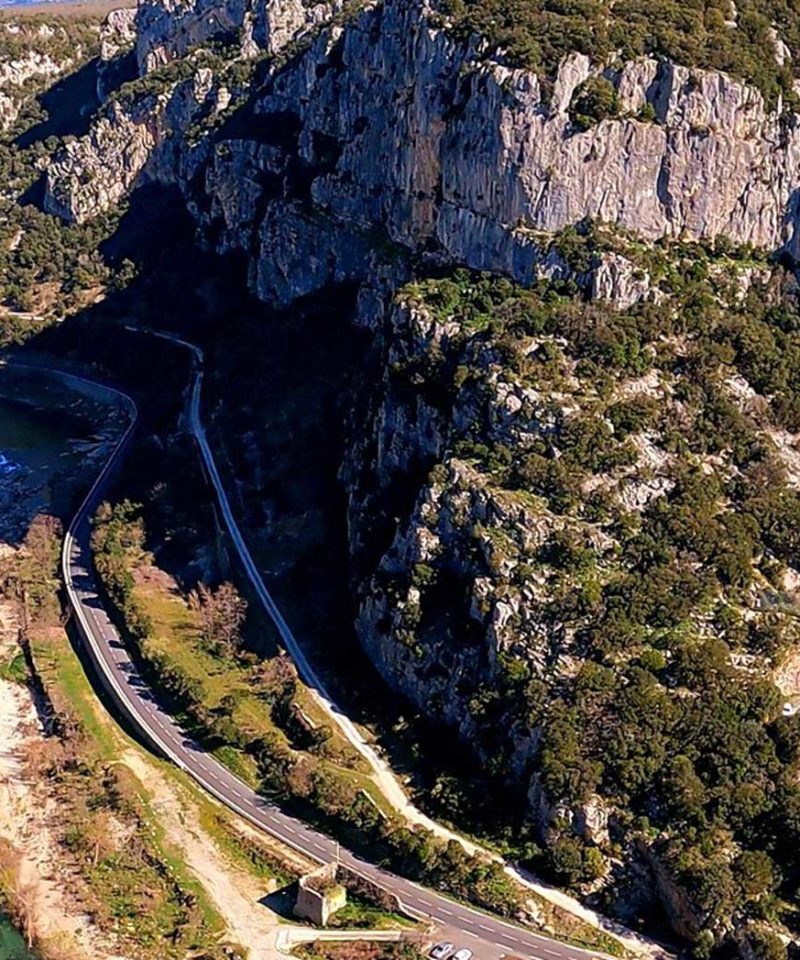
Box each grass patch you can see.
[0,649,27,684]
[31,625,120,760]
[327,898,418,931]
[129,565,389,813]
[210,743,261,787]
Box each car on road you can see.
[430,943,454,959]
[452,950,473,960]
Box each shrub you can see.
[569,76,619,130]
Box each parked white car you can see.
[430,943,454,960]
[452,950,473,960]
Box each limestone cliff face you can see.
[348,291,592,739]
[44,69,223,223]
[44,96,163,222]
[340,260,800,947]
[44,0,800,298]
[218,3,800,299]
[135,0,344,72]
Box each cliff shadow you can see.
[15,57,103,148]
[15,182,229,430]
[17,172,45,209]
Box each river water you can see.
[0,919,33,960]
[0,395,65,474]
[0,378,107,547]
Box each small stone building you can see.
[294,863,348,926]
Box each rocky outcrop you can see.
[97,7,137,100]
[134,0,345,72]
[182,0,800,302]
[100,7,137,63]
[43,0,800,294]
[0,17,109,135]
[44,97,164,222]
[44,68,221,223]
[0,48,71,131]
[0,49,65,91]
[588,252,656,308]
[349,292,598,749]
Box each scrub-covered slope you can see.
[14,0,800,955]
[347,237,800,951]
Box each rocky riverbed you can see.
[0,367,127,545]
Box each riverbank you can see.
[0,373,422,960]
[0,364,127,545]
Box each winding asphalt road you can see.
[56,362,608,960]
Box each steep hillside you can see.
[4,0,800,957]
[0,4,138,334]
[348,240,800,947]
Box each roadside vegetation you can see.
[0,514,236,960]
[88,481,622,956]
[293,942,427,960]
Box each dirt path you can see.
[119,749,289,960]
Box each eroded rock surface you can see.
[42,0,800,295]
[135,0,344,71]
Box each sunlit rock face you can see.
[44,0,800,286]
[134,0,344,72]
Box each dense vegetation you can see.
[380,247,800,954]
[0,12,100,65]
[0,12,123,339]
[442,0,800,106]
[89,497,620,955]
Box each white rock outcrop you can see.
[0,48,71,131]
[135,0,344,72]
[44,99,164,222]
[44,0,800,295]
[100,7,137,63]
